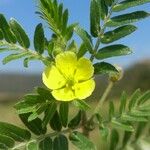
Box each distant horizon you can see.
[0,0,150,74]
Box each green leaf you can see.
[137,90,150,105]
[9,18,30,48]
[77,43,87,58]
[0,14,16,43]
[59,102,69,127]
[0,29,3,40]
[28,103,48,121]
[0,122,31,142]
[129,110,150,117]
[74,26,93,54]
[121,114,148,122]
[27,141,38,150]
[99,126,109,140]
[19,113,46,135]
[101,25,137,44]
[119,91,127,114]
[67,40,78,53]
[68,110,82,129]
[109,129,119,150]
[36,87,54,101]
[53,134,68,150]
[106,11,150,27]
[42,102,57,128]
[64,23,78,41]
[113,0,150,12]
[62,9,68,33]
[39,137,53,150]
[95,44,132,60]
[2,52,29,65]
[109,101,115,120]
[34,23,45,54]
[90,0,100,37]
[112,118,134,131]
[69,131,96,150]
[0,134,15,149]
[98,0,108,20]
[94,62,118,75]
[128,89,141,111]
[23,56,40,68]
[14,94,44,114]
[134,122,147,141]
[121,131,132,149]
[50,111,62,131]
[73,100,90,111]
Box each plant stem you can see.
[94,81,114,114]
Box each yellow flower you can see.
[42,51,95,101]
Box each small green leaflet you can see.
[50,111,62,131]
[74,26,93,54]
[94,62,118,75]
[42,102,57,128]
[0,122,31,142]
[95,44,132,60]
[106,11,150,27]
[19,113,46,135]
[73,100,91,110]
[101,25,137,44]
[2,52,30,65]
[53,134,68,150]
[59,102,69,127]
[10,18,30,48]
[0,134,15,149]
[113,0,150,12]
[26,141,38,150]
[68,110,82,129]
[109,129,119,150]
[112,118,134,132]
[39,137,53,150]
[69,131,97,150]
[98,0,108,20]
[0,14,16,43]
[90,0,100,37]
[34,23,45,54]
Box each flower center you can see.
[66,78,75,89]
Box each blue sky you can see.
[0,0,150,74]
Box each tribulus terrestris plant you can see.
[0,0,150,150]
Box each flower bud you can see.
[109,65,123,82]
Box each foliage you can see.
[0,0,150,149]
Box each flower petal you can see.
[74,79,95,99]
[55,51,77,78]
[42,65,66,90]
[52,87,75,101]
[75,57,94,81]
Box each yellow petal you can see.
[55,51,77,78]
[74,79,95,99]
[52,87,75,101]
[75,57,94,81]
[42,65,66,90]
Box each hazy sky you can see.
[0,0,150,74]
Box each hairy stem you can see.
[94,81,114,114]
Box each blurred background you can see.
[0,0,150,149]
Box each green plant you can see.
[0,0,150,149]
